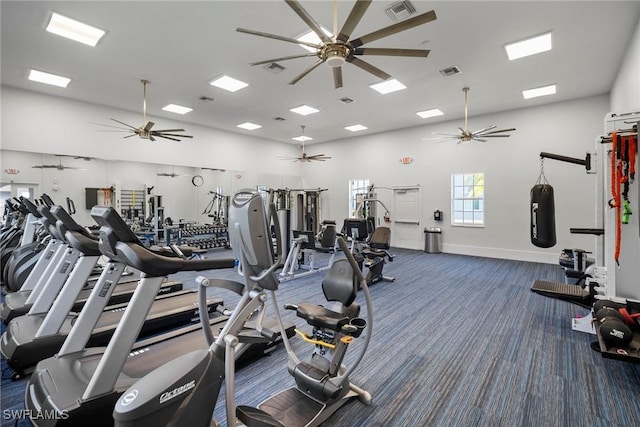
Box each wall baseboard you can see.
[441,243,559,264]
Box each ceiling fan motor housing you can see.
[323,43,350,67]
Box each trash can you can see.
[424,227,442,253]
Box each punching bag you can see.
[530,184,556,248]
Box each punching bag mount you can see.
[539,151,596,174]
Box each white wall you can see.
[0,87,616,265]
[0,85,301,174]
[303,94,609,264]
[608,16,640,300]
[610,16,640,111]
[1,86,303,225]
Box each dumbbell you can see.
[593,300,640,327]
[594,307,633,347]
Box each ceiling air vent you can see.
[439,66,462,77]
[263,62,285,74]
[198,96,214,102]
[385,1,416,22]
[339,97,355,104]
[274,117,286,121]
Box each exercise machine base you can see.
[256,387,361,427]
[530,280,592,307]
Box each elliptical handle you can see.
[196,276,216,346]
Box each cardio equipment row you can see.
[16,189,374,427]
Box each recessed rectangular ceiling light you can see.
[237,122,262,131]
[209,75,249,92]
[522,84,556,99]
[292,135,313,142]
[505,32,552,60]
[344,124,368,132]
[289,105,319,116]
[416,108,444,119]
[297,28,332,52]
[28,69,71,88]
[369,79,406,94]
[162,104,193,115]
[46,12,106,47]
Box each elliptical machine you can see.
[113,188,373,427]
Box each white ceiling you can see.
[2,1,639,145]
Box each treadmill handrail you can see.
[112,241,235,276]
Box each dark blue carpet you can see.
[2,249,639,426]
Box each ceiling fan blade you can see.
[478,134,512,138]
[123,134,137,139]
[236,28,321,49]
[110,118,138,130]
[428,133,461,138]
[480,128,517,135]
[285,0,332,44]
[337,0,372,42]
[350,9,437,48]
[92,122,131,130]
[154,135,182,142]
[156,133,193,138]
[346,56,391,80]
[250,53,318,66]
[472,125,497,135]
[144,121,155,132]
[333,66,343,89]
[153,128,186,133]
[289,59,324,85]
[353,47,430,57]
[149,135,156,142]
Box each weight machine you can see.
[279,221,338,281]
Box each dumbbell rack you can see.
[177,224,230,250]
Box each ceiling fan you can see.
[157,167,188,178]
[55,154,95,161]
[99,80,193,142]
[426,87,516,143]
[237,0,437,88]
[278,125,331,162]
[32,160,86,171]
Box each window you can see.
[349,179,370,217]
[452,173,484,226]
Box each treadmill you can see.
[26,206,293,427]
[0,206,219,377]
[0,204,174,323]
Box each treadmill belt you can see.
[530,280,591,306]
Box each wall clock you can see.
[191,175,204,187]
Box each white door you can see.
[392,187,421,249]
